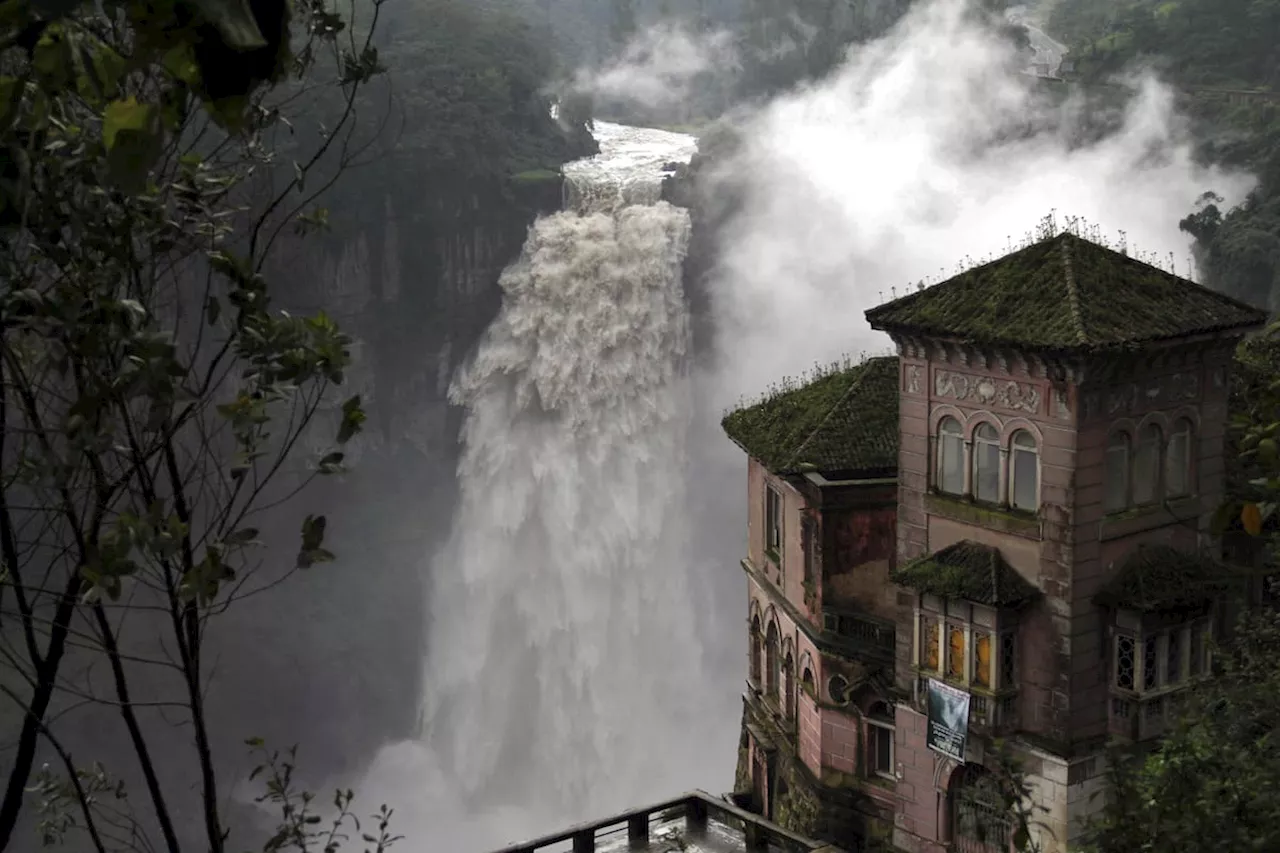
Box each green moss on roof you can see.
[865,232,1267,351]
[891,541,1038,606]
[1095,543,1241,612]
[721,356,899,476]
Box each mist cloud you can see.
[704,0,1254,407]
[571,22,738,111]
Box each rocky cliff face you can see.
[210,172,569,785]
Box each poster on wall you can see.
[925,678,971,762]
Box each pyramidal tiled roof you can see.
[890,541,1039,607]
[1094,543,1241,613]
[721,356,899,476]
[865,232,1267,351]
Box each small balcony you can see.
[489,790,842,853]
[913,675,1019,736]
[821,609,896,664]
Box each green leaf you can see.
[226,527,259,545]
[318,450,344,474]
[336,395,365,444]
[102,98,164,193]
[102,97,159,151]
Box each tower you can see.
[722,231,1268,853]
[865,232,1265,852]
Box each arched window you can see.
[783,652,795,718]
[765,621,780,700]
[749,615,762,686]
[972,423,1000,504]
[1009,431,1039,512]
[937,417,964,495]
[1105,432,1131,512]
[1133,424,1163,505]
[952,765,1012,852]
[866,702,895,779]
[801,666,815,697]
[1166,419,1193,498]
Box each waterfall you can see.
[359,123,733,851]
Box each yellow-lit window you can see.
[947,624,966,680]
[972,632,992,688]
[924,620,941,671]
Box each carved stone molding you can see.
[905,364,923,394]
[933,369,1042,415]
[1097,371,1202,418]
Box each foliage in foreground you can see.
[0,0,386,849]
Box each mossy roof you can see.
[865,233,1267,352]
[721,356,899,476]
[890,541,1039,607]
[1095,543,1241,613]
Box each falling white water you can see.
[358,122,734,851]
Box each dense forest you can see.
[1044,0,1280,309]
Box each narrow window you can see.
[1010,431,1039,512]
[783,653,795,718]
[1105,432,1131,512]
[947,624,966,680]
[765,622,780,699]
[1166,630,1182,685]
[867,703,896,779]
[801,516,815,584]
[1143,634,1159,691]
[801,667,815,697]
[1115,634,1135,690]
[1166,419,1193,498]
[1190,622,1207,677]
[972,423,1000,503]
[972,631,993,688]
[1133,424,1163,505]
[765,485,782,559]
[999,630,1017,688]
[922,618,941,672]
[937,417,965,495]
[749,615,762,686]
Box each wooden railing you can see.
[488,790,842,853]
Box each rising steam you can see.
[703,0,1253,406]
[352,2,1256,851]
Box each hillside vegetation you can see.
[1047,0,1280,309]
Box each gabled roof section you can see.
[865,232,1267,352]
[721,356,899,476]
[890,541,1039,607]
[1095,543,1242,613]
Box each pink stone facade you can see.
[736,334,1245,853]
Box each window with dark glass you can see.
[867,703,895,779]
[1166,419,1193,498]
[1166,630,1182,684]
[1143,634,1159,690]
[1000,631,1017,686]
[973,423,1000,503]
[765,485,782,558]
[1133,424,1163,505]
[765,622,780,698]
[1010,431,1039,512]
[1106,432,1131,512]
[749,615,762,685]
[937,417,964,495]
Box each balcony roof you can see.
[489,791,845,853]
